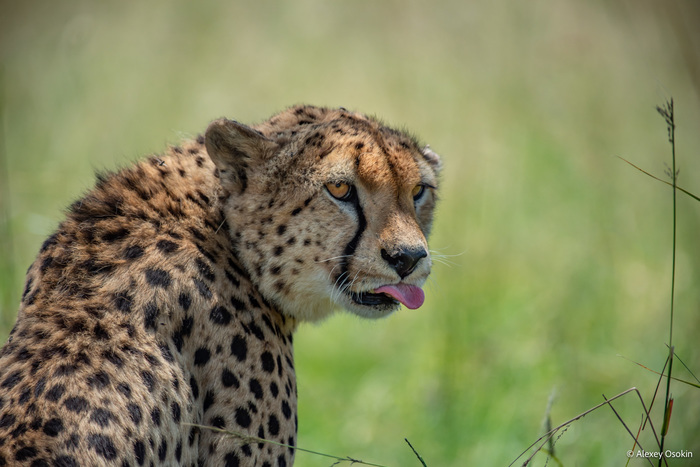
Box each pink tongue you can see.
[374,284,425,309]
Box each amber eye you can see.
[412,184,426,201]
[326,181,353,200]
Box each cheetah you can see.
[0,105,441,466]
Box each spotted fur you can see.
[0,105,441,466]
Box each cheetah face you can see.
[205,107,441,321]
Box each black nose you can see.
[381,247,427,279]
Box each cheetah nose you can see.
[381,247,427,279]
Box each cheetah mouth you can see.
[350,284,425,310]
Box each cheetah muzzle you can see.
[0,105,441,466]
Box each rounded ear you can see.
[205,118,279,192]
[421,144,442,174]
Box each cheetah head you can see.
[205,106,441,321]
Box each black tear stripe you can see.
[336,196,367,288]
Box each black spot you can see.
[194,348,211,366]
[173,316,193,352]
[87,371,110,389]
[141,370,156,392]
[10,421,27,438]
[40,256,54,272]
[178,292,192,311]
[29,416,42,431]
[30,458,49,467]
[189,377,199,399]
[1,371,22,389]
[15,447,38,461]
[103,228,130,242]
[160,344,174,362]
[203,390,215,413]
[64,396,89,413]
[188,227,206,242]
[268,414,280,436]
[196,190,210,205]
[65,433,80,449]
[93,323,110,340]
[88,434,117,460]
[42,418,63,437]
[230,296,245,311]
[40,233,58,253]
[118,383,132,398]
[276,225,286,236]
[278,455,287,467]
[144,352,160,367]
[144,301,159,330]
[270,265,281,275]
[128,403,142,425]
[21,277,34,302]
[221,369,240,388]
[151,407,161,426]
[45,383,65,402]
[175,441,182,462]
[53,456,78,467]
[196,243,218,264]
[211,416,226,429]
[234,408,251,428]
[282,400,292,419]
[196,258,215,282]
[158,439,167,461]
[34,377,46,397]
[123,245,144,260]
[273,246,284,256]
[0,413,15,429]
[249,379,263,400]
[270,382,279,398]
[248,323,265,341]
[90,408,114,427]
[224,269,240,287]
[291,207,302,216]
[134,440,146,466]
[209,305,231,325]
[145,268,171,289]
[192,277,212,299]
[230,335,247,361]
[156,239,179,254]
[113,291,133,313]
[224,452,240,467]
[261,352,275,373]
[171,401,181,423]
[16,347,32,362]
[80,258,115,275]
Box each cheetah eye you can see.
[412,184,426,201]
[325,182,354,201]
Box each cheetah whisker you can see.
[315,254,354,264]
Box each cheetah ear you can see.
[205,118,279,191]
[421,144,442,174]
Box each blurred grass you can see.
[1,1,700,465]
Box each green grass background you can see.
[1,1,699,465]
